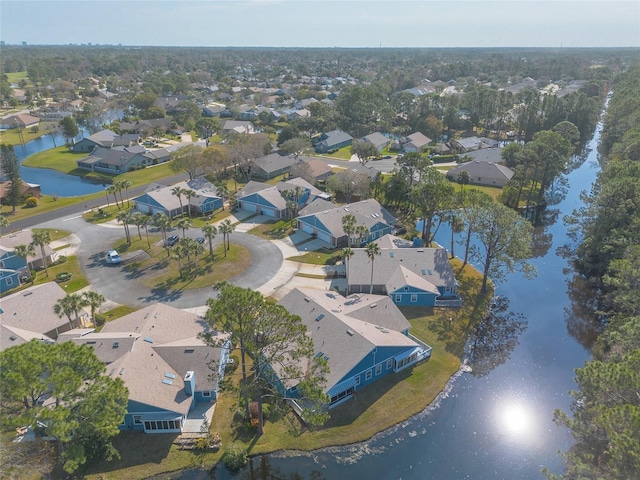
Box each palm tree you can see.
[138,214,151,249]
[107,184,120,209]
[355,224,369,247]
[191,239,205,273]
[365,242,381,294]
[116,210,133,244]
[201,223,218,257]
[30,229,52,277]
[53,293,88,329]
[342,213,357,247]
[114,180,126,207]
[219,219,234,256]
[342,247,354,295]
[175,217,192,238]
[153,213,172,247]
[183,188,196,218]
[171,186,185,217]
[215,182,229,211]
[120,179,133,208]
[131,211,146,240]
[0,214,10,229]
[171,243,187,279]
[13,243,35,282]
[82,290,106,328]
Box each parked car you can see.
[195,237,205,244]
[166,235,180,247]
[105,250,121,264]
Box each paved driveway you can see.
[38,214,282,309]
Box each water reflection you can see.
[468,296,527,378]
[564,275,604,350]
[495,395,537,440]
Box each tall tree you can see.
[30,229,52,277]
[457,189,494,266]
[471,202,537,293]
[53,293,88,329]
[13,243,35,281]
[203,283,328,433]
[342,247,354,295]
[219,219,234,256]
[201,223,218,257]
[351,140,379,165]
[116,210,132,245]
[59,115,79,147]
[175,217,192,238]
[183,188,196,218]
[152,213,172,254]
[410,168,455,246]
[82,290,106,328]
[365,241,381,294]
[169,144,206,180]
[171,186,186,216]
[0,340,128,474]
[341,213,357,248]
[1,144,22,213]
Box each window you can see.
[386,359,393,370]
[133,415,142,424]
[355,375,360,385]
[365,370,372,381]
[411,294,418,303]
[404,286,409,291]
[202,391,211,398]
[6,277,12,286]
[375,364,382,375]
[395,294,401,302]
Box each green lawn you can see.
[287,247,342,265]
[0,121,60,147]
[247,219,295,240]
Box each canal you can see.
[181,108,607,480]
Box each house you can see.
[0,180,42,201]
[459,147,504,164]
[65,303,231,434]
[403,132,432,153]
[0,229,58,292]
[221,120,255,135]
[296,198,395,247]
[445,160,515,187]
[290,157,333,184]
[344,162,380,181]
[314,130,353,153]
[276,288,432,408]
[119,118,174,137]
[402,84,437,96]
[451,136,486,152]
[76,146,148,173]
[362,132,390,151]
[0,283,78,344]
[0,113,40,130]
[347,235,460,307]
[236,181,289,218]
[202,104,226,117]
[251,153,299,180]
[71,129,141,153]
[132,177,223,218]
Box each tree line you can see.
[548,66,640,480]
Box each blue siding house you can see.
[277,288,431,409]
[68,303,230,434]
[133,178,223,218]
[0,268,20,293]
[347,235,461,307]
[296,199,396,248]
[314,130,353,153]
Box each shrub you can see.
[262,403,271,420]
[194,437,209,449]
[221,442,247,473]
[55,272,72,283]
[24,196,38,208]
[55,255,67,265]
[94,315,106,327]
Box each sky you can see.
[1,1,638,48]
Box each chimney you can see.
[184,371,195,395]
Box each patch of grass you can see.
[1,193,104,223]
[83,205,122,224]
[0,122,61,147]
[287,247,341,265]
[21,146,89,174]
[247,219,294,240]
[137,243,251,290]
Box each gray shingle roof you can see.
[348,243,456,291]
[278,288,418,390]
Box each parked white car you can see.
[105,250,121,264]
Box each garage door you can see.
[301,222,314,235]
[242,202,257,213]
[262,208,276,218]
[318,231,332,244]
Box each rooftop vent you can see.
[119,368,126,375]
[9,335,17,341]
[162,378,173,385]
[316,313,325,321]
[184,348,194,353]
[86,340,96,345]
[144,337,154,343]
[164,373,175,379]
[421,269,426,275]
[304,297,310,302]
[370,303,377,308]
[347,330,354,336]
[390,251,394,258]
[428,269,433,275]
[315,351,324,358]
[113,342,119,348]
